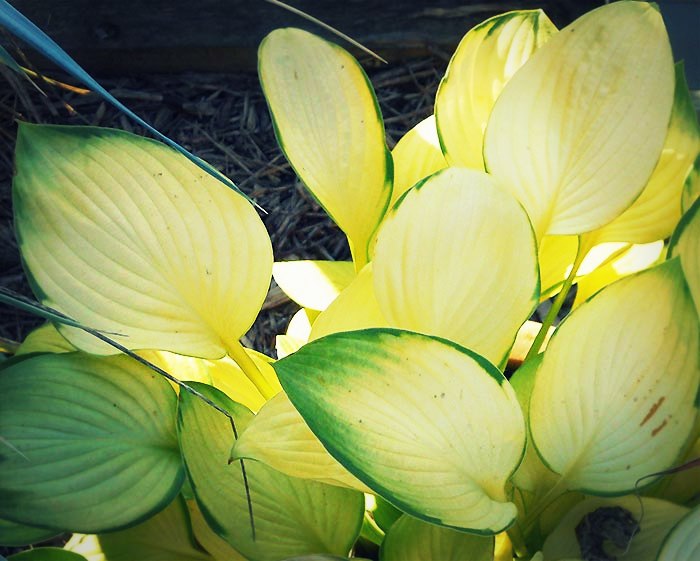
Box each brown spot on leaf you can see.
[640,396,665,426]
[651,419,668,437]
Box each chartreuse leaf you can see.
[276,309,316,359]
[542,496,688,561]
[309,264,387,341]
[0,0,246,200]
[259,28,391,268]
[373,167,539,366]
[379,514,493,561]
[659,436,700,506]
[15,322,75,355]
[273,260,355,311]
[538,235,579,297]
[65,496,211,561]
[509,355,558,495]
[186,501,247,561]
[0,518,59,548]
[139,348,280,413]
[178,382,364,561]
[435,10,556,171]
[13,124,272,359]
[9,550,87,561]
[573,241,664,308]
[276,329,526,534]
[657,505,700,561]
[390,115,446,206]
[0,352,183,532]
[682,154,700,212]
[530,258,700,495]
[669,198,700,319]
[484,1,675,239]
[231,392,370,492]
[594,62,700,244]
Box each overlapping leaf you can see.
[484,1,675,239]
[592,63,700,244]
[231,392,370,492]
[379,515,493,561]
[276,329,526,534]
[13,124,272,358]
[273,260,355,311]
[178,383,364,561]
[373,167,539,365]
[542,497,688,561]
[66,496,212,561]
[390,115,446,206]
[436,10,556,170]
[656,506,700,561]
[669,198,700,319]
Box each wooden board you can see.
[7,0,603,73]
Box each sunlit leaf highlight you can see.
[276,329,526,534]
[530,258,700,495]
[484,1,675,238]
[259,28,391,267]
[436,10,556,171]
[13,124,272,359]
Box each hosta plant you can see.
[1,2,700,561]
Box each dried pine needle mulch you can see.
[0,55,447,356]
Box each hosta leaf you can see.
[660,437,700,506]
[139,348,280,413]
[379,514,493,561]
[276,308,317,359]
[0,518,60,548]
[259,28,391,267]
[669,198,700,319]
[573,241,664,308]
[276,329,526,534]
[390,115,446,206]
[0,352,183,532]
[309,264,386,341]
[231,392,370,492]
[657,505,700,561]
[186,501,247,561]
[15,322,75,355]
[538,235,579,297]
[682,154,700,212]
[530,258,700,495]
[9,550,87,561]
[542,496,688,561]
[509,355,558,494]
[373,167,539,366]
[273,260,355,311]
[593,62,700,244]
[484,1,675,239]
[436,10,556,171]
[13,123,272,357]
[65,496,211,561]
[178,382,364,561]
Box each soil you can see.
[0,52,448,357]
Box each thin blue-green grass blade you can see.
[0,0,252,205]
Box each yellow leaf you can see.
[484,2,675,239]
[390,115,446,207]
[273,260,355,311]
[373,167,539,365]
[436,10,556,171]
[259,28,392,268]
[13,124,272,359]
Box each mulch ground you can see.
[0,53,449,357]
